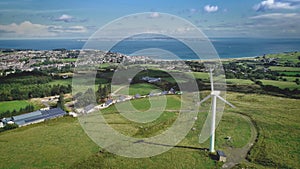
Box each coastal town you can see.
[0,49,193,76]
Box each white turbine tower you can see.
[199,68,235,153]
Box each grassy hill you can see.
[0,117,99,169]
[0,93,299,169]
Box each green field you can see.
[0,100,29,113]
[187,72,210,79]
[113,83,161,96]
[269,66,300,72]
[100,96,181,137]
[0,100,37,114]
[278,71,300,76]
[265,52,300,64]
[226,79,255,85]
[48,79,72,86]
[281,76,298,82]
[0,117,99,169]
[261,80,300,89]
[0,93,299,168]
[227,93,300,169]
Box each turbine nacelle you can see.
[211,91,220,96]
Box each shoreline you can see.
[0,48,298,62]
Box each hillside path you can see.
[222,113,258,169]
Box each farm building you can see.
[105,99,114,106]
[134,94,141,99]
[142,76,161,83]
[216,150,227,162]
[1,108,66,127]
[83,104,95,113]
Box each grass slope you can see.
[0,100,43,115]
[72,94,254,169]
[0,117,99,169]
[114,83,161,96]
[261,80,300,90]
[269,66,300,72]
[226,79,255,85]
[0,93,299,169]
[0,100,30,114]
[226,93,300,168]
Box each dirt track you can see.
[222,113,258,169]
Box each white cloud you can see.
[0,21,87,38]
[0,21,55,37]
[54,14,74,22]
[247,12,300,37]
[48,25,87,33]
[204,5,218,13]
[250,13,298,19]
[254,0,296,11]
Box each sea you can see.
[0,38,300,59]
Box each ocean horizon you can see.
[0,38,300,59]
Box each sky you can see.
[0,0,300,39]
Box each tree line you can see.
[0,84,72,101]
[0,71,72,101]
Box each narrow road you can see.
[111,85,128,96]
[222,113,258,169]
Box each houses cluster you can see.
[0,48,200,77]
[0,108,66,127]
[0,49,157,75]
[0,49,76,75]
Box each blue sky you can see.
[0,0,300,39]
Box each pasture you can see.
[0,93,299,169]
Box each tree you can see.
[3,123,18,131]
[97,84,110,101]
[76,88,96,107]
[57,93,65,110]
[296,78,300,85]
[255,80,263,86]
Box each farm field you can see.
[260,79,300,90]
[0,92,298,168]
[48,79,72,86]
[226,79,255,85]
[113,83,161,96]
[278,71,300,76]
[0,100,30,114]
[187,72,210,80]
[281,76,298,82]
[0,100,42,114]
[264,52,300,64]
[269,66,300,72]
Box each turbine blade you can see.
[216,95,236,108]
[198,95,211,105]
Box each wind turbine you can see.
[198,68,235,153]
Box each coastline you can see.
[0,38,300,60]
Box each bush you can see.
[0,123,19,132]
